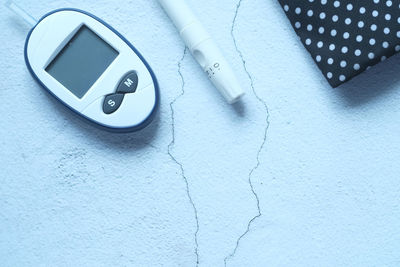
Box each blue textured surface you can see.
[1,0,400,266]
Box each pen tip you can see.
[227,91,245,104]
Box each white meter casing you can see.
[25,9,159,132]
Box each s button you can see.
[103,93,124,114]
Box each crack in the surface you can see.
[167,48,200,266]
[224,0,270,265]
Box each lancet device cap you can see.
[158,0,245,104]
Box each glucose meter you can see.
[24,8,159,132]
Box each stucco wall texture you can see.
[1,0,400,266]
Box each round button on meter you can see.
[25,9,159,132]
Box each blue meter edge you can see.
[24,8,160,133]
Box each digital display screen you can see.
[46,26,119,99]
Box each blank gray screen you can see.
[46,25,119,99]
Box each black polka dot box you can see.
[278,0,400,87]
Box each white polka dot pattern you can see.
[280,0,400,87]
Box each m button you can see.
[117,71,139,94]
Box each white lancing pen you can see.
[158,0,245,104]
